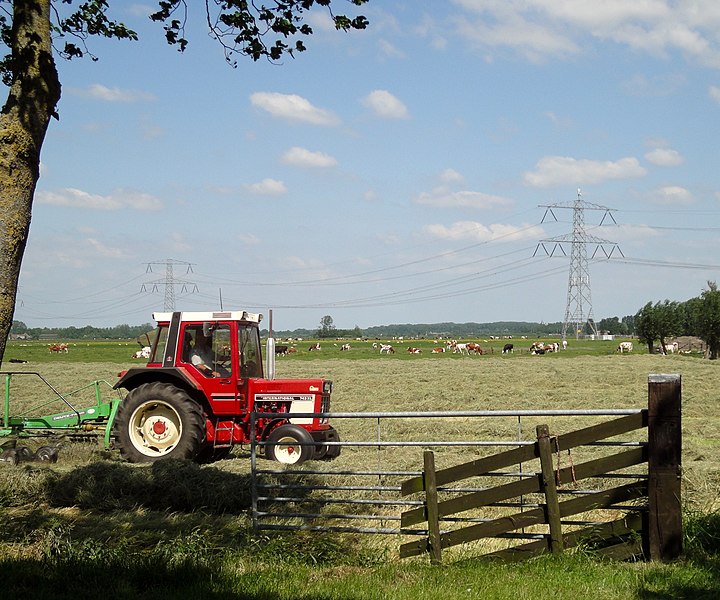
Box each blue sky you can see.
[12,1,720,332]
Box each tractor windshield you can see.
[150,325,169,364]
[238,324,263,378]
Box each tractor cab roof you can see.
[153,310,263,325]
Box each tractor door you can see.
[179,322,239,415]
[235,324,263,415]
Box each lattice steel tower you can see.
[536,190,623,340]
[142,259,197,310]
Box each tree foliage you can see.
[317,314,336,338]
[150,1,368,63]
[691,281,720,359]
[635,300,683,354]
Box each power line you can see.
[141,259,198,310]
[537,189,622,339]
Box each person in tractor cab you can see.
[187,329,228,378]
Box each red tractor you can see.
[113,310,340,465]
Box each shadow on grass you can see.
[0,458,372,598]
[47,459,255,512]
[0,554,349,600]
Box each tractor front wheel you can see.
[114,382,205,463]
[265,424,314,465]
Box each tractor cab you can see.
[146,310,264,379]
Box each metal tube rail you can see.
[256,496,424,507]
[252,408,642,420]
[256,511,403,522]
[255,468,421,477]
[259,439,535,447]
[258,523,402,535]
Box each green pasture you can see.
[3,335,665,365]
[0,350,718,598]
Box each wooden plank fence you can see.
[400,374,682,564]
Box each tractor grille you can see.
[320,394,331,422]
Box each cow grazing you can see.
[617,341,633,353]
[530,341,545,354]
[661,341,679,355]
[502,343,514,354]
[379,344,395,354]
[132,346,152,359]
[449,342,470,355]
[275,345,289,356]
[48,343,68,353]
[340,343,351,351]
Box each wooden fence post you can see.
[536,424,563,554]
[647,373,682,561]
[423,450,443,565]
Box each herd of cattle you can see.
[270,338,688,357]
[272,338,580,356]
[34,338,686,360]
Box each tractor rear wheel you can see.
[114,382,205,463]
[265,424,314,465]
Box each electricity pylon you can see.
[535,190,623,340]
[141,259,198,311]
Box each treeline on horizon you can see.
[9,315,637,341]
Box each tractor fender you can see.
[114,367,200,395]
[259,417,294,440]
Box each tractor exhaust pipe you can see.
[266,308,276,380]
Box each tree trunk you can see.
[0,0,60,365]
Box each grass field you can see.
[1,335,689,362]
[0,341,718,598]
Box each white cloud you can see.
[523,156,647,187]
[86,238,126,258]
[603,223,661,241]
[250,92,340,125]
[710,85,720,103]
[362,90,410,119]
[623,73,686,97]
[414,188,513,209]
[453,12,581,62]
[544,111,573,128]
[244,178,288,195]
[237,233,261,245]
[378,39,406,59]
[649,185,694,205]
[81,84,156,102]
[423,221,543,242]
[282,147,338,168]
[644,147,684,167]
[37,188,163,211]
[450,1,720,67]
[439,168,465,183]
[128,4,153,18]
